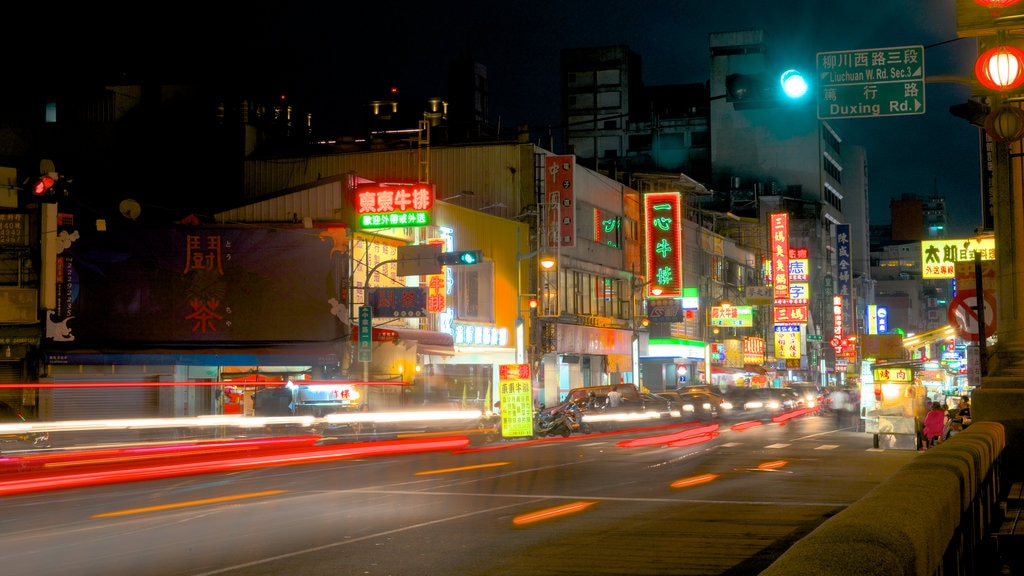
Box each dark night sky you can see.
[17,1,982,236]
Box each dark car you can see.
[728,387,802,419]
[657,390,724,421]
[789,382,825,410]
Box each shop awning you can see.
[44,341,345,366]
[390,328,455,356]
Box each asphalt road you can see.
[0,413,919,576]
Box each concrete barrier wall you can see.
[758,422,1006,576]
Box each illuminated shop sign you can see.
[773,305,809,324]
[774,324,802,360]
[453,323,509,347]
[643,192,683,298]
[544,155,576,247]
[921,237,995,279]
[354,183,434,229]
[770,213,790,301]
[788,248,808,281]
[710,305,753,327]
[743,337,765,365]
[836,224,851,299]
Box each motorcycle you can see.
[534,402,584,438]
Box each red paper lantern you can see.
[976,45,1024,91]
[985,106,1024,142]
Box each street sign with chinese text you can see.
[358,305,373,363]
[816,46,925,120]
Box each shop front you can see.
[540,323,632,407]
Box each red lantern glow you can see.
[974,0,1022,7]
[976,45,1024,91]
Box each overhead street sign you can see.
[816,45,925,120]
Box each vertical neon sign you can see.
[643,192,683,298]
[769,213,790,301]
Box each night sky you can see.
[15,1,981,236]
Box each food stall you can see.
[862,363,920,450]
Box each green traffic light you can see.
[459,252,478,264]
[780,69,808,99]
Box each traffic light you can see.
[726,69,809,109]
[32,175,56,196]
[438,250,483,266]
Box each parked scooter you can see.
[534,402,583,438]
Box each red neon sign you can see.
[643,192,683,298]
[354,183,434,228]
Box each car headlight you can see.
[720,401,733,410]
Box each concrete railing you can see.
[759,422,1006,576]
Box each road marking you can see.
[765,443,791,449]
[815,444,840,450]
[91,489,285,518]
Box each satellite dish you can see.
[119,199,142,220]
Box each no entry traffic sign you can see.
[947,289,997,342]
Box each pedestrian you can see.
[831,388,848,427]
[922,402,946,448]
[606,386,623,408]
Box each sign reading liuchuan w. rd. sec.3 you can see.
[816,45,925,120]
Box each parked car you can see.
[658,390,724,421]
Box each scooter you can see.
[534,403,582,438]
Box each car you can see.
[657,390,724,421]
[789,382,825,410]
[728,387,802,419]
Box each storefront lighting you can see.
[975,0,1022,8]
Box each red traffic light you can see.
[32,175,55,196]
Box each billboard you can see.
[49,225,349,344]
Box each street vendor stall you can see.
[862,363,920,450]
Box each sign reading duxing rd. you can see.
[816,45,925,120]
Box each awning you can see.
[44,341,345,366]
[389,328,455,356]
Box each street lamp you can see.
[515,228,557,364]
[630,276,663,390]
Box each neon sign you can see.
[643,192,683,298]
[354,183,434,229]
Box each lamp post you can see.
[630,276,663,390]
[514,228,557,365]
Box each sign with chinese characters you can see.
[50,226,349,344]
[833,295,844,350]
[836,224,851,299]
[594,208,621,248]
[743,336,765,365]
[643,192,683,298]
[544,155,576,247]
[774,325,802,360]
[354,183,434,229]
[710,305,753,327]
[499,364,534,438]
[366,287,428,317]
[453,323,509,347]
[816,45,925,120]
[788,248,808,281]
[773,305,809,324]
[922,237,995,279]
[358,305,373,362]
[872,365,914,383]
[770,213,790,300]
